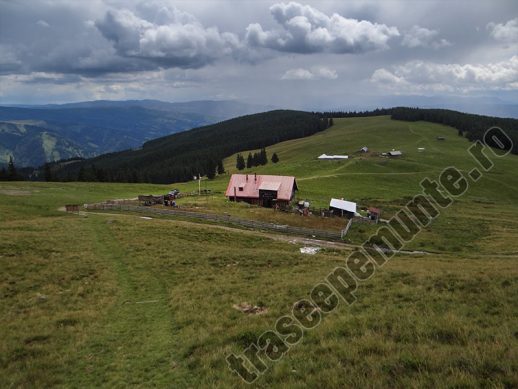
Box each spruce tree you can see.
[217,160,225,175]
[236,154,245,170]
[260,148,268,165]
[271,152,279,163]
[7,156,17,181]
[247,153,254,168]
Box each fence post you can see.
[341,218,353,239]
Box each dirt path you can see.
[298,170,439,182]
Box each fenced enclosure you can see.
[85,203,346,241]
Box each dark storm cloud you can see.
[0,0,517,106]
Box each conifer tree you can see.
[217,160,225,175]
[236,154,245,170]
[7,156,17,181]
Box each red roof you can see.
[368,207,381,214]
[225,174,297,201]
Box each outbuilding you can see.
[368,207,381,223]
[329,198,357,218]
[318,153,349,160]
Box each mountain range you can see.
[0,100,271,167]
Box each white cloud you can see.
[488,18,518,43]
[281,66,338,80]
[371,56,518,92]
[36,20,50,28]
[370,68,407,85]
[246,1,399,54]
[401,25,451,49]
[95,6,240,69]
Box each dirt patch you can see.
[0,189,31,196]
[232,302,268,315]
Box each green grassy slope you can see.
[1,116,517,387]
[169,116,518,253]
[221,116,517,204]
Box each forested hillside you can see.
[0,100,268,167]
[49,110,329,183]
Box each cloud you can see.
[488,18,518,43]
[36,20,50,28]
[245,1,399,54]
[370,68,407,85]
[401,25,451,49]
[281,66,338,80]
[371,56,518,92]
[95,6,240,69]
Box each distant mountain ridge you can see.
[0,100,271,167]
[49,110,329,183]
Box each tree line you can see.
[45,110,329,183]
[15,107,517,183]
[235,148,280,170]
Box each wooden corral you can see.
[138,195,164,206]
[65,204,80,212]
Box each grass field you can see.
[1,116,517,387]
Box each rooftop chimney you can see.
[246,174,248,182]
[254,173,257,182]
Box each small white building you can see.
[329,198,357,218]
[360,146,368,153]
[318,153,349,160]
[388,150,402,157]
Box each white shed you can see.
[329,198,357,217]
[318,153,349,160]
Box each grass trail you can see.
[66,216,179,387]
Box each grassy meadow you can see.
[1,116,517,387]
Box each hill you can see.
[49,110,330,183]
[32,107,518,184]
[0,100,269,167]
[1,115,517,387]
[155,115,517,253]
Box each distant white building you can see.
[388,150,402,157]
[318,153,349,160]
[360,146,368,153]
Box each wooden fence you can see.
[85,203,344,241]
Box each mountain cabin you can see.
[225,173,298,208]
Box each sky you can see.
[0,0,517,112]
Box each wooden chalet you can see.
[225,173,298,207]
